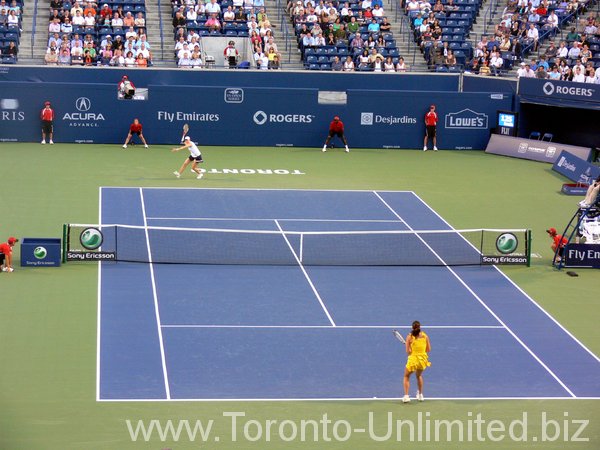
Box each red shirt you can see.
[0,242,12,255]
[425,111,438,126]
[553,235,567,248]
[329,120,344,133]
[41,107,54,121]
[130,122,143,133]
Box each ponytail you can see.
[411,320,421,337]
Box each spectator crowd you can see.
[171,0,282,69]
[45,0,152,66]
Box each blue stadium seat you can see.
[308,63,320,69]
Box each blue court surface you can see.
[98,188,600,401]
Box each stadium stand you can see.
[404,0,600,78]
[170,0,283,68]
[290,0,407,71]
[39,0,152,66]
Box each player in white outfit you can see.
[172,136,204,179]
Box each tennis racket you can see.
[180,123,189,143]
[392,329,406,344]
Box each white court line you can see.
[146,217,404,223]
[274,220,336,327]
[410,191,600,365]
[372,191,576,398]
[101,186,416,193]
[97,396,600,403]
[96,188,103,402]
[139,188,172,400]
[161,325,505,329]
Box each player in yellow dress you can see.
[403,321,431,403]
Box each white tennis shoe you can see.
[173,171,180,178]
[417,391,424,402]
[402,395,410,403]
[122,144,127,149]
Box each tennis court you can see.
[97,187,600,401]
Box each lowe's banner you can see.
[0,82,511,149]
[347,91,511,150]
[552,150,600,183]
[518,78,600,110]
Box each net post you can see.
[526,229,532,267]
[479,229,484,265]
[62,224,68,264]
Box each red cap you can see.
[7,237,18,244]
[333,116,340,121]
[45,101,51,106]
[546,228,557,236]
[430,104,435,108]
[122,75,128,79]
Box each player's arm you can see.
[171,142,189,152]
[405,335,412,355]
[425,335,431,353]
[6,251,12,269]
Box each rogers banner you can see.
[518,78,600,110]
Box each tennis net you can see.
[62,223,531,266]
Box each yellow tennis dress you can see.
[405,332,431,372]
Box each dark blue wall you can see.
[0,66,461,91]
[0,80,512,149]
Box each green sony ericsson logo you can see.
[495,233,518,254]
[33,246,47,260]
[80,227,103,250]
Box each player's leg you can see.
[49,124,54,144]
[322,132,333,152]
[340,133,350,152]
[139,132,149,148]
[423,131,428,151]
[174,157,191,178]
[432,128,438,151]
[123,132,132,148]
[42,123,48,144]
[403,368,412,402]
[415,369,424,401]
[191,160,203,179]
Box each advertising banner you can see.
[485,135,592,163]
[20,238,61,267]
[563,244,600,268]
[518,78,600,110]
[552,150,600,183]
[0,82,512,149]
